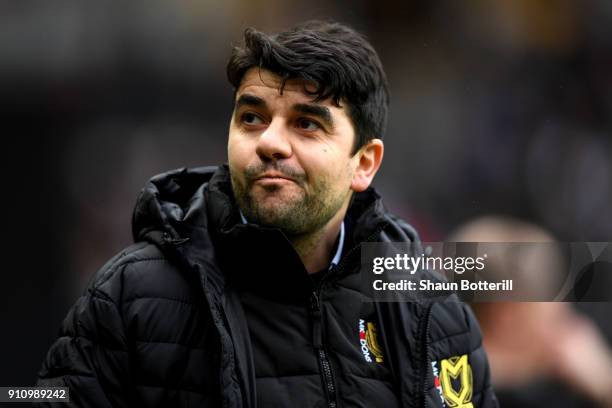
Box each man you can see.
[37,21,497,407]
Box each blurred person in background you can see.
[34,21,497,407]
[450,216,612,408]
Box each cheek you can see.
[302,149,353,187]
[293,145,328,176]
[227,132,250,170]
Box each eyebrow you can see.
[235,94,266,110]
[293,103,334,129]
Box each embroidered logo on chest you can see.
[358,319,384,363]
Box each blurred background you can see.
[2,0,611,406]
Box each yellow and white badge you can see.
[432,354,474,408]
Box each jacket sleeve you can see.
[36,262,133,408]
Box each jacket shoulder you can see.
[91,242,165,285]
[87,242,198,307]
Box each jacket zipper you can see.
[310,290,338,408]
[418,304,434,408]
[308,225,387,408]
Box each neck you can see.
[290,211,345,274]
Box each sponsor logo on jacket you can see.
[432,354,474,408]
[358,319,384,363]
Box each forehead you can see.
[236,68,341,110]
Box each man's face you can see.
[228,68,359,236]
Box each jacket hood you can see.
[132,166,218,244]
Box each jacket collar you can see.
[239,209,346,270]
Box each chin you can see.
[251,189,303,207]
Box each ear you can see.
[350,139,384,192]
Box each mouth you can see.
[254,173,297,184]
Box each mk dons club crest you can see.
[431,354,474,408]
[358,319,384,363]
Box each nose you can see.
[255,119,292,161]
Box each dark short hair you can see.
[227,20,389,154]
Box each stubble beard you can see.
[230,164,348,237]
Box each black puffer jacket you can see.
[37,165,497,408]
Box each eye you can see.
[296,118,321,131]
[241,112,264,125]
